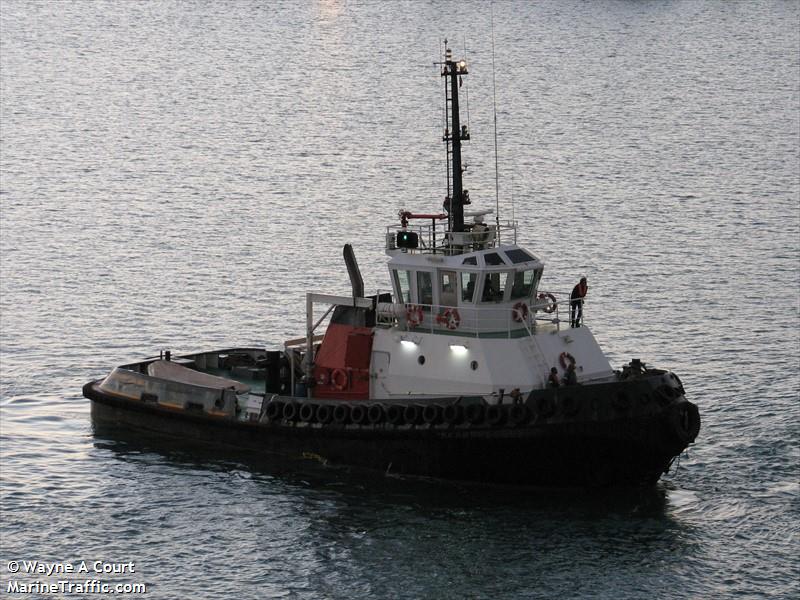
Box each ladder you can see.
[520,320,549,388]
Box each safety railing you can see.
[384,220,519,255]
[375,290,587,338]
[531,289,588,328]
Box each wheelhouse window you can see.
[417,271,433,306]
[505,249,535,264]
[510,270,537,300]
[394,269,412,303]
[439,271,457,307]
[484,252,506,266]
[481,272,508,302]
[461,272,477,302]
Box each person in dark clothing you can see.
[570,277,588,327]
[564,362,578,386]
[548,367,560,388]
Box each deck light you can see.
[400,340,417,349]
[449,344,468,355]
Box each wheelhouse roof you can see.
[387,244,543,271]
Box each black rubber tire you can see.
[316,404,333,424]
[422,404,441,425]
[486,404,505,426]
[653,385,672,406]
[509,403,529,426]
[562,396,581,418]
[686,402,701,442]
[282,401,298,421]
[299,402,315,422]
[442,403,462,425]
[403,404,421,425]
[367,404,384,425]
[613,391,631,411]
[265,401,284,421]
[669,372,685,394]
[673,402,701,444]
[333,404,350,425]
[386,405,403,426]
[465,403,485,425]
[537,396,556,418]
[350,404,368,425]
[654,386,672,407]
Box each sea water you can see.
[1,1,798,597]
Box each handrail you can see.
[376,289,587,337]
[535,289,588,328]
[385,220,518,254]
[284,334,325,348]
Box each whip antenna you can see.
[511,174,515,223]
[491,5,501,242]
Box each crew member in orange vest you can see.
[570,277,588,328]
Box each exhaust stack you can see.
[343,244,364,299]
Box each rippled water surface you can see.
[2,1,798,598]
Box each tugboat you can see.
[84,45,700,487]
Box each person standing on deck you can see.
[564,362,578,386]
[548,367,560,388]
[570,277,588,328]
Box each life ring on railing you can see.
[512,302,529,322]
[559,352,576,370]
[331,368,348,391]
[437,308,461,330]
[537,292,557,313]
[405,304,424,328]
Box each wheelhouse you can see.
[387,245,543,336]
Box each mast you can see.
[439,42,469,234]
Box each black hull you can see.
[84,372,699,488]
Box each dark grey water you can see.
[1,1,798,598]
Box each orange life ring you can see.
[437,308,461,330]
[331,368,348,391]
[512,302,529,322]
[559,352,576,370]
[406,304,424,328]
[538,292,557,313]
